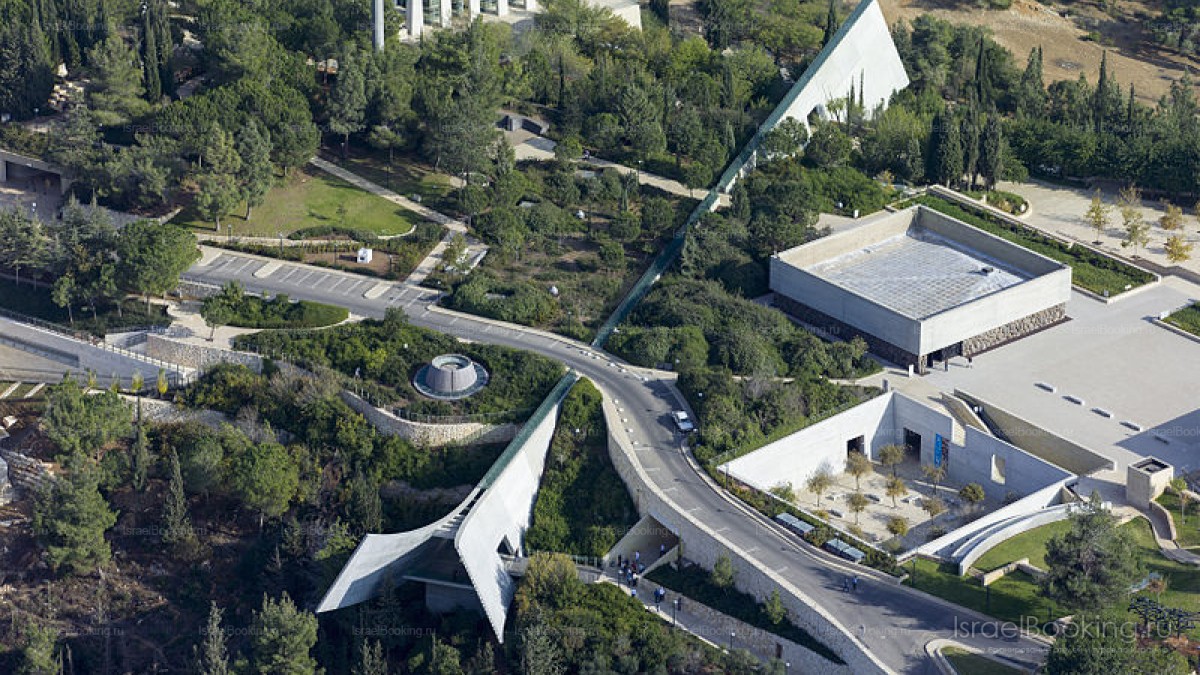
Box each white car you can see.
[671,410,695,433]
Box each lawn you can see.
[0,277,171,336]
[1156,491,1200,549]
[916,195,1155,296]
[911,517,1200,637]
[942,647,1024,675]
[172,164,424,238]
[1164,303,1200,338]
[200,293,349,330]
[319,146,457,215]
[972,520,1074,572]
[908,558,1066,631]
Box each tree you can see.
[1084,190,1111,243]
[928,111,963,187]
[196,172,241,232]
[163,448,200,556]
[1120,207,1150,256]
[1041,492,1142,611]
[17,621,59,675]
[130,422,150,491]
[879,444,905,477]
[1165,235,1193,264]
[959,483,986,510]
[762,590,786,625]
[921,497,947,519]
[236,122,275,219]
[86,34,150,126]
[822,0,838,47]
[885,475,907,508]
[711,553,735,590]
[116,221,199,306]
[42,377,132,460]
[805,121,852,167]
[157,369,169,398]
[1159,202,1183,230]
[0,209,49,286]
[329,52,368,159]
[442,233,469,272]
[1169,477,1190,524]
[805,467,834,508]
[231,442,299,528]
[845,451,871,491]
[519,621,563,675]
[922,463,947,496]
[979,113,1005,190]
[847,491,869,526]
[32,454,119,575]
[354,640,387,675]
[1046,608,1189,675]
[886,516,909,538]
[52,273,77,326]
[249,593,319,675]
[760,118,808,161]
[195,602,231,675]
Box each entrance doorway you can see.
[903,428,921,460]
[846,435,865,455]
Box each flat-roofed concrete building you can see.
[770,205,1072,373]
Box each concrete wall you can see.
[774,209,913,267]
[316,503,472,612]
[770,257,922,355]
[145,334,264,373]
[775,0,909,131]
[600,391,883,674]
[918,269,1072,356]
[914,478,1073,561]
[954,503,1077,575]
[891,393,954,467]
[340,391,519,448]
[455,396,562,643]
[721,393,896,491]
[950,426,1074,496]
[954,390,1114,476]
[915,207,1064,277]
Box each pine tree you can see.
[195,602,231,675]
[141,7,162,102]
[162,448,198,555]
[250,593,319,675]
[32,453,119,575]
[354,640,387,675]
[235,121,274,220]
[130,422,150,491]
[1018,46,1046,117]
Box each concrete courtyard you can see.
[789,460,1005,551]
[902,276,1200,488]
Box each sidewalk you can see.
[604,576,816,666]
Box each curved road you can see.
[184,250,1048,673]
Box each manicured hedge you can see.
[916,195,1154,296]
[202,292,348,329]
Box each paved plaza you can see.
[912,276,1200,481]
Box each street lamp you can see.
[785,662,790,675]
[673,597,680,626]
[729,631,736,651]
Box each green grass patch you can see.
[201,291,348,329]
[1156,491,1200,548]
[524,379,638,558]
[647,563,845,664]
[319,147,457,214]
[942,647,1023,675]
[1164,303,1200,338]
[1124,517,1200,628]
[972,519,1073,572]
[0,277,171,336]
[172,164,424,238]
[916,195,1154,296]
[908,558,1066,630]
[985,190,1027,215]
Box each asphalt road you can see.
[185,250,1049,673]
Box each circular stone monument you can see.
[412,354,489,400]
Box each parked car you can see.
[671,410,695,433]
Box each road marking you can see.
[281,268,299,281]
[662,487,678,493]
[234,259,255,274]
[342,280,364,295]
[297,271,315,284]
[744,546,759,554]
[329,278,346,292]
[775,566,788,573]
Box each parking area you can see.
[919,276,1200,478]
[186,252,438,312]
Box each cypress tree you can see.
[980,112,1004,190]
[142,8,162,102]
[195,602,230,675]
[936,114,963,187]
[162,448,198,555]
[823,0,838,47]
[1094,51,1111,129]
[962,102,982,190]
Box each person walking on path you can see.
[842,577,850,592]
[852,576,859,592]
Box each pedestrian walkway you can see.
[606,577,817,666]
[309,156,467,235]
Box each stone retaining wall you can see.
[145,334,263,373]
[960,304,1067,356]
[340,391,519,448]
[599,392,886,675]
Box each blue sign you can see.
[934,434,944,467]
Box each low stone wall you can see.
[961,304,1067,356]
[339,391,519,448]
[599,391,886,675]
[981,558,1028,586]
[145,334,263,373]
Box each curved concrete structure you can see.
[412,353,488,400]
